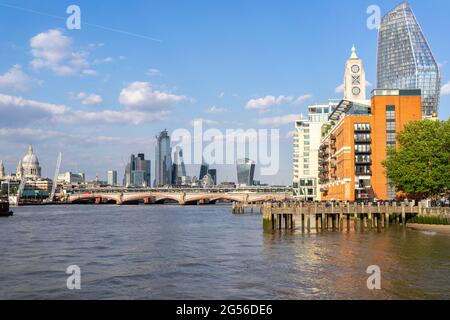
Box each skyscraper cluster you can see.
[123,153,151,187]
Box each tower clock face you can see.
[351,65,360,73]
[352,87,361,95]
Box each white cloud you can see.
[292,94,313,106]
[76,92,103,105]
[0,93,67,125]
[335,83,344,93]
[0,93,170,126]
[438,61,447,69]
[246,95,293,112]
[93,57,114,65]
[119,81,187,110]
[0,65,36,92]
[258,114,300,127]
[82,69,97,77]
[30,29,96,77]
[190,118,219,126]
[285,130,296,138]
[441,81,450,96]
[0,127,149,147]
[146,68,161,77]
[57,110,170,126]
[206,106,227,114]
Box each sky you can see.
[0,0,449,185]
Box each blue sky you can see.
[0,0,448,184]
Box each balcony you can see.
[355,149,371,155]
[354,138,372,144]
[355,170,372,176]
[355,160,372,165]
[319,168,329,174]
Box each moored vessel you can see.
[0,199,14,217]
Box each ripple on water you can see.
[0,205,449,299]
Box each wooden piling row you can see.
[254,201,448,232]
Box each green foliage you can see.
[9,187,17,195]
[382,119,450,199]
[409,215,449,225]
[322,122,335,137]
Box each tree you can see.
[382,119,450,200]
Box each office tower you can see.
[155,130,172,186]
[236,158,255,187]
[107,170,118,186]
[377,2,441,117]
[319,89,422,202]
[0,160,5,178]
[135,153,151,186]
[199,160,209,180]
[344,46,366,100]
[124,153,151,187]
[58,172,86,184]
[293,101,338,201]
[207,169,217,186]
[123,163,131,186]
[172,146,187,185]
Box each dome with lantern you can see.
[17,145,41,179]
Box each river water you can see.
[0,205,448,300]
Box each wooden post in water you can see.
[322,204,326,232]
[401,203,406,226]
[409,202,414,225]
[329,202,333,231]
[347,202,351,232]
[300,202,304,233]
[306,206,311,234]
[362,203,367,230]
[354,203,358,232]
[314,203,318,232]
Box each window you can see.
[386,121,396,131]
[386,105,397,145]
[386,105,396,120]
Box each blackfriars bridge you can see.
[66,187,293,205]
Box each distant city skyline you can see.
[0,0,448,185]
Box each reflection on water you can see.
[0,205,448,300]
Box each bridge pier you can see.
[95,197,102,205]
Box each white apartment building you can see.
[293,101,338,201]
[57,172,86,184]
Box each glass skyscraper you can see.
[236,158,255,187]
[172,146,187,185]
[377,2,441,117]
[123,153,151,187]
[155,130,172,187]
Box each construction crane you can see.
[45,152,62,203]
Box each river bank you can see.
[407,223,450,235]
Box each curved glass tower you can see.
[377,2,441,117]
[236,158,255,187]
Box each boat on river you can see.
[0,199,13,217]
